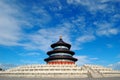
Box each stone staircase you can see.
[82,65,103,78]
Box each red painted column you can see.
[48,61,75,65]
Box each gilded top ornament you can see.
[60,36,62,39]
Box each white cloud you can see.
[20,60,40,64]
[90,58,99,60]
[67,0,108,12]
[94,22,119,36]
[74,55,98,65]
[76,35,95,43]
[0,0,52,47]
[113,14,120,20]
[74,55,90,65]
[47,0,63,11]
[71,16,86,28]
[22,20,95,51]
[116,54,120,58]
[108,62,120,70]
[20,16,96,51]
[97,28,119,36]
[31,6,51,26]
[0,0,119,53]
[67,0,120,15]
[0,63,17,70]
[19,52,40,57]
[67,0,120,37]
[0,1,22,46]
[106,44,113,48]
[22,23,72,51]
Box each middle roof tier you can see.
[47,49,75,56]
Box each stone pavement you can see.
[0,77,120,80]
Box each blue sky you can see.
[0,0,120,69]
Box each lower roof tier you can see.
[44,55,78,62]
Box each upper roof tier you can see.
[51,37,71,49]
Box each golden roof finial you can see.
[60,35,62,39]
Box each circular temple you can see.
[44,37,77,65]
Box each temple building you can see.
[44,36,77,65]
[0,37,120,78]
